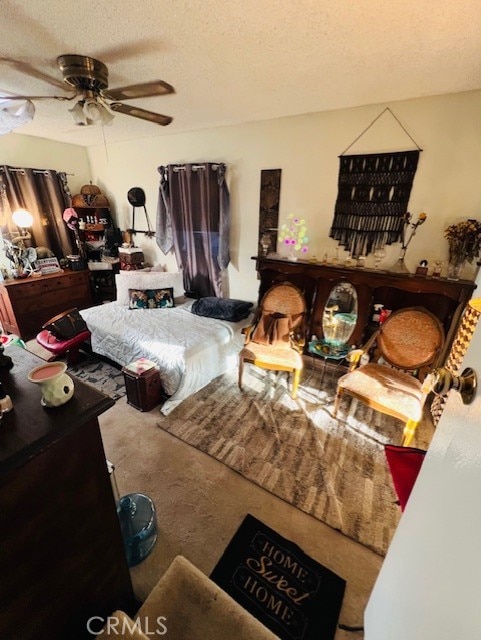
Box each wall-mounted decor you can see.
[329,108,422,257]
[257,169,281,256]
[127,187,155,238]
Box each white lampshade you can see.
[0,99,35,135]
[83,98,114,125]
[69,98,114,126]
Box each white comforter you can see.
[80,301,247,415]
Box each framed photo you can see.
[35,257,61,275]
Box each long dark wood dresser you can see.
[253,256,476,363]
[0,346,134,639]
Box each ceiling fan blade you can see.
[103,80,174,101]
[0,94,74,101]
[109,102,173,126]
[0,57,66,90]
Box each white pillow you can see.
[115,271,185,306]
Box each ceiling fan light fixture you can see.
[83,97,114,125]
[68,97,115,126]
[68,100,88,126]
[4,54,174,132]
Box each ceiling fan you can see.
[0,54,174,129]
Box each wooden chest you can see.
[119,248,144,265]
[122,364,162,412]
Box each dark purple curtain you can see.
[157,162,230,298]
[0,166,74,258]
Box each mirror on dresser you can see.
[322,282,358,355]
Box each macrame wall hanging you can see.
[329,108,422,257]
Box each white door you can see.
[365,302,481,639]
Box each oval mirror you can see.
[322,282,358,351]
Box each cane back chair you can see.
[333,306,444,446]
[238,282,307,398]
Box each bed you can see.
[79,270,252,415]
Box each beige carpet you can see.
[99,396,383,640]
[157,364,433,557]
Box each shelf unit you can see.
[71,183,119,303]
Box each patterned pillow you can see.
[116,271,184,305]
[128,288,175,310]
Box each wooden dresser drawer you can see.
[0,270,93,340]
[7,271,88,300]
[13,284,91,315]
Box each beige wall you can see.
[1,90,480,301]
[0,134,91,194]
[87,89,481,302]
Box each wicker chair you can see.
[238,282,307,398]
[333,307,444,446]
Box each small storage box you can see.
[119,247,144,265]
[122,360,162,412]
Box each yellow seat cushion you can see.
[337,363,424,422]
[240,343,303,369]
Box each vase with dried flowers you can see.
[390,212,428,274]
[278,214,309,261]
[444,219,481,280]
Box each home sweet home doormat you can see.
[210,514,345,640]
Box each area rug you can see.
[25,339,125,400]
[210,513,345,640]
[68,352,126,400]
[157,365,432,556]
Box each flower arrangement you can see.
[444,219,481,265]
[278,214,309,257]
[401,211,428,251]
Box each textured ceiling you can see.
[1,0,481,147]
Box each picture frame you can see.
[35,257,62,275]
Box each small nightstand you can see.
[122,359,162,411]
